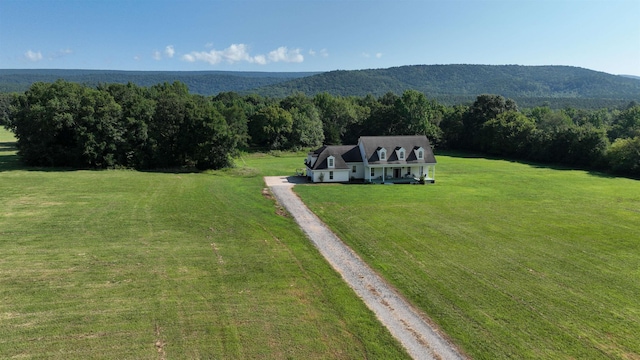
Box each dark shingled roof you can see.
[309,145,362,170]
[308,136,436,170]
[359,135,436,164]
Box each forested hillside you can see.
[2,65,639,109]
[0,69,317,95]
[252,65,640,107]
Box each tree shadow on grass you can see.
[0,141,205,174]
[0,141,83,173]
[0,141,23,172]
[435,149,636,181]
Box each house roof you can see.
[308,135,436,170]
[359,135,436,164]
[309,145,362,170]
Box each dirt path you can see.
[264,176,465,360]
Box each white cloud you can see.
[133,55,141,61]
[183,43,254,65]
[253,54,267,65]
[152,45,175,60]
[50,48,73,60]
[25,50,43,62]
[309,48,329,58]
[268,47,303,63]
[363,52,382,59]
[164,45,175,58]
[182,43,303,65]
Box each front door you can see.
[393,168,401,178]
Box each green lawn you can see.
[0,128,408,359]
[294,155,640,359]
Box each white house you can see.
[305,135,436,183]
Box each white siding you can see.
[346,162,364,180]
[310,170,350,183]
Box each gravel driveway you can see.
[264,176,465,360]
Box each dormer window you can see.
[397,147,406,160]
[416,147,424,160]
[327,156,335,168]
[378,148,387,161]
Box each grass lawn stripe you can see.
[0,129,409,359]
[294,155,640,359]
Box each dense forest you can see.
[0,69,316,95]
[2,79,639,176]
[2,65,639,109]
[252,65,640,102]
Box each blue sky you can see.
[1,0,639,75]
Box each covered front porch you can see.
[366,164,435,184]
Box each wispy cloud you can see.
[25,50,43,62]
[164,45,175,58]
[153,45,175,60]
[309,48,329,58]
[49,48,73,60]
[362,52,383,59]
[182,44,304,65]
[268,47,303,63]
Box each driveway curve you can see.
[264,176,465,360]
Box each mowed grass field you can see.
[0,128,409,359]
[294,153,640,359]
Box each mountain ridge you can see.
[2,65,638,108]
[249,64,640,100]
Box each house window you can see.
[378,148,387,161]
[416,147,424,160]
[370,168,375,177]
[352,165,357,173]
[399,150,405,160]
[329,171,334,180]
[327,156,335,168]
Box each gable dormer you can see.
[415,147,425,160]
[327,155,335,169]
[377,147,387,161]
[396,147,406,161]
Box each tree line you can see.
[2,80,639,176]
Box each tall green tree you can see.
[481,111,536,157]
[439,105,467,149]
[314,93,365,144]
[248,105,293,149]
[9,80,122,167]
[0,93,13,127]
[606,136,640,176]
[351,93,395,142]
[532,124,609,167]
[148,82,193,167]
[212,92,250,149]
[609,104,640,141]
[462,94,518,150]
[280,93,324,149]
[392,90,443,144]
[190,95,236,170]
[101,82,154,168]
